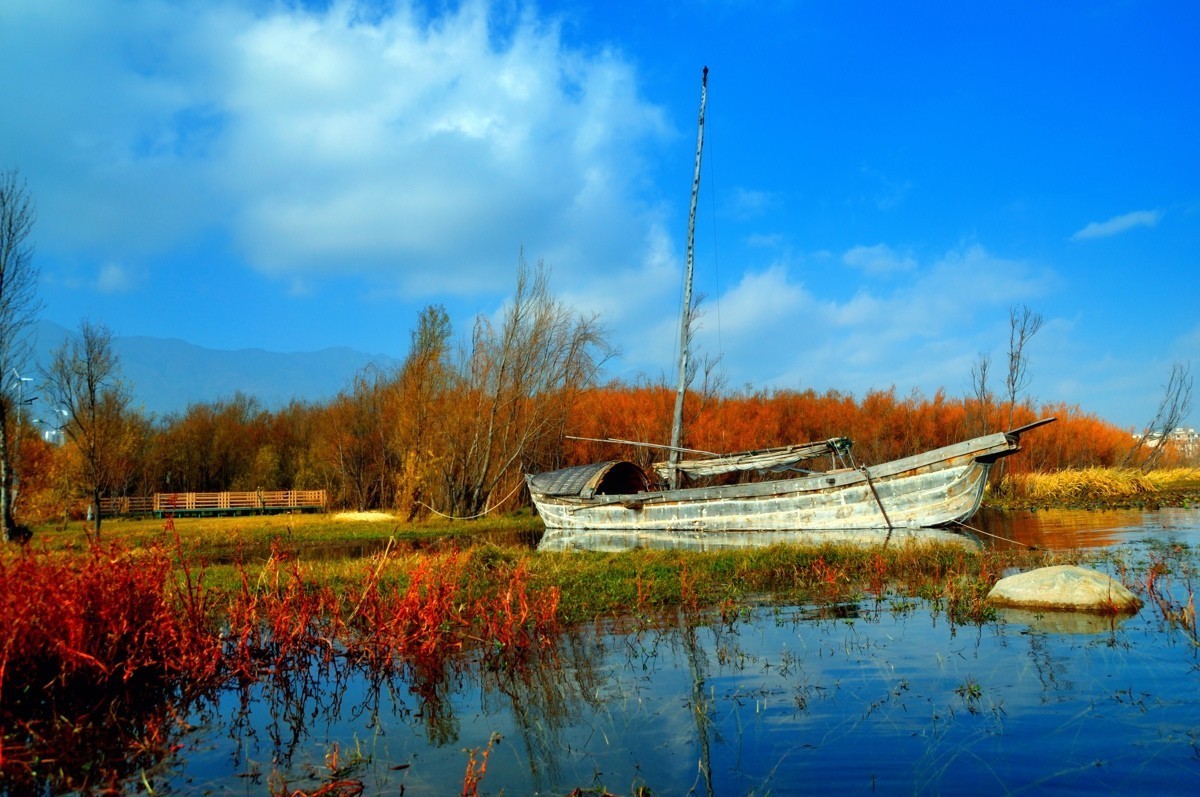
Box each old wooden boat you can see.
[527,420,1052,532]
[526,68,1053,532]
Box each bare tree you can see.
[1004,304,1044,430]
[969,352,992,435]
[42,320,132,537]
[0,169,42,542]
[1123,361,1193,471]
[438,256,611,516]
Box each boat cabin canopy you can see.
[526,460,653,498]
[652,437,853,480]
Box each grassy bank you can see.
[27,509,544,554]
[16,511,1071,624]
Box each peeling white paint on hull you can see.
[538,526,983,552]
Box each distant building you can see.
[1133,426,1199,458]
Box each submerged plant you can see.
[1134,544,1198,646]
[955,676,984,703]
[0,537,568,793]
[0,525,1082,793]
[461,732,501,797]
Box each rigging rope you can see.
[418,478,526,521]
[951,518,1037,549]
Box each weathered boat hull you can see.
[537,526,982,552]
[527,431,1020,532]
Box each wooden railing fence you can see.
[99,489,328,517]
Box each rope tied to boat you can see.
[952,519,1038,550]
[418,478,526,521]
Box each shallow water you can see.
[972,505,1200,551]
[147,508,1200,795]
[169,605,1199,794]
[11,509,1200,794]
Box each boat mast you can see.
[668,66,708,490]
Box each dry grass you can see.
[1144,467,1200,491]
[332,511,396,522]
[26,510,544,556]
[998,467,1200,506]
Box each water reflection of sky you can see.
[166,508,1200,795]
[169,595,1200,794]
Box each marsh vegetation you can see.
[995,466,1200,509]
[3,507,1200,793]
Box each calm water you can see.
[973,505,1200,551]
[27,509,1200,794]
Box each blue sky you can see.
[2,0,1196,430]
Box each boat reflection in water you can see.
[537,526,981,553]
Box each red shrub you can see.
[0,543,222,710]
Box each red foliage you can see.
[345,550,560,673]
[225,543,345,681]
[0,540,563,791]
[564,385,1137,474]
[0,543,225,791]
[0,544,223,707]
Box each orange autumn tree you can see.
[559,384,1136,481]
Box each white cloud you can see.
[708,265,817,334]
[3,0,670,297]
[0,0,231,254]
[96,262,137,293]
[841,243,916,275]
[725,187,776,219]
[1071,209,1162,241]
[681,244,1053,398]
[216,1,670,294]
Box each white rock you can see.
[987,565,1141,613]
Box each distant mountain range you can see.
[30,321,401,417]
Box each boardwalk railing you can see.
[99,490,328,517]
[99,496,155,516]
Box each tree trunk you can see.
[0,402,15,540]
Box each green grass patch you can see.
[27,510,543,557]
[14,511,1075,625]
